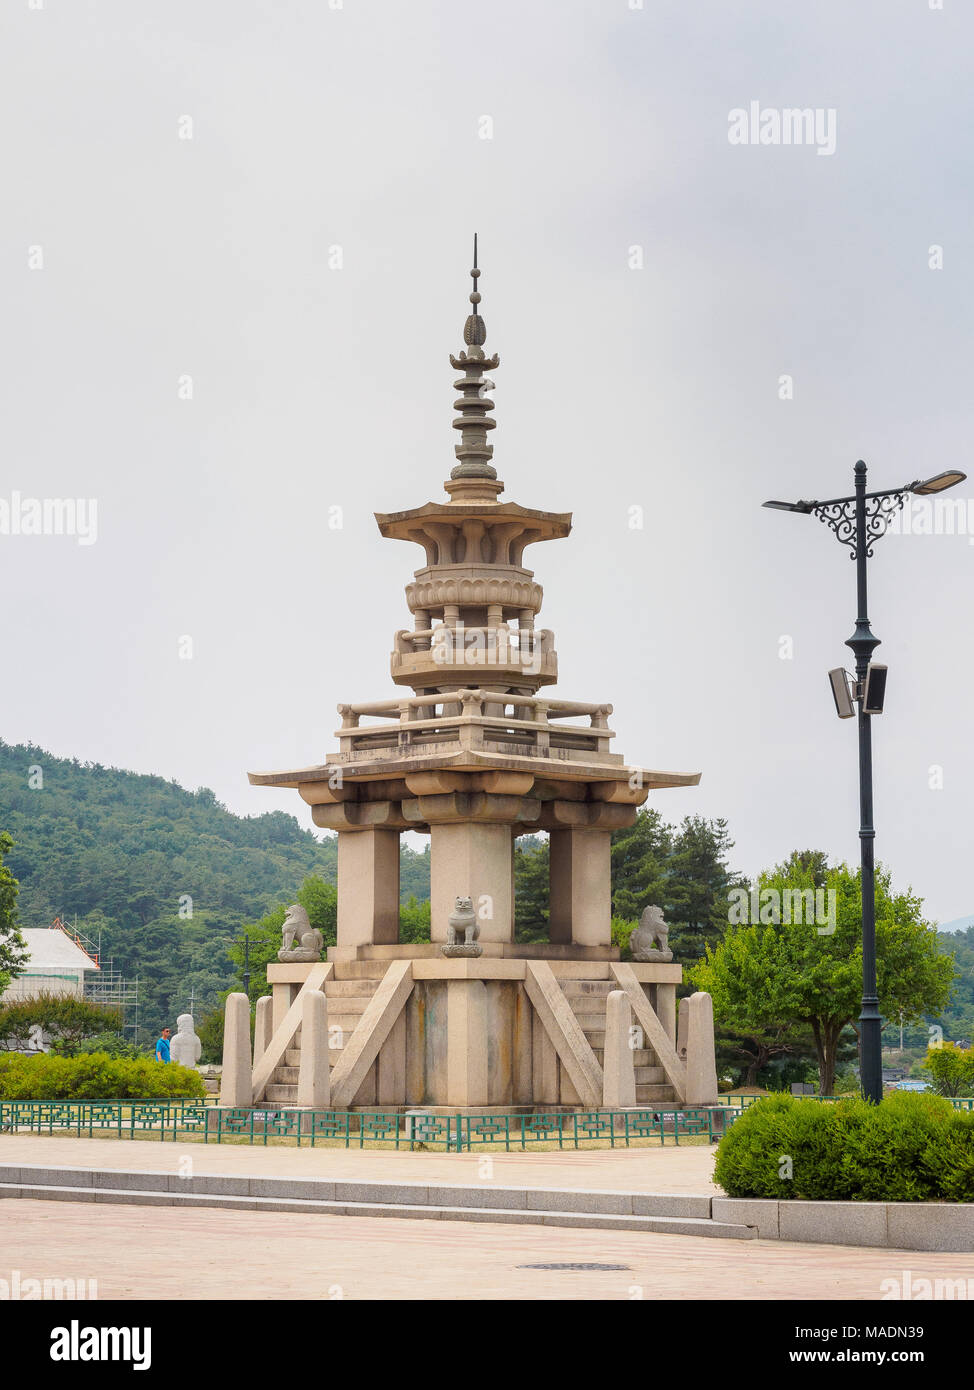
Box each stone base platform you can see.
[326,943,621,963]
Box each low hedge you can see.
[714,1092,974,1203]
[0,1052,206,1101]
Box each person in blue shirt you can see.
[155,1027,171,1063]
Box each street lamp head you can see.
[762,499,817,514]
[910,470,967,496]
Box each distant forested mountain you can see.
[0,740,429,1041]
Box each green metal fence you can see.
[0,1099,743,1150]
[2,1093,969,1151]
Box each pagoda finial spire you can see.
[450,235,501,485]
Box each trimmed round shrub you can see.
[0,1052,206,1100]
[714,1092,973,1202]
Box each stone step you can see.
[635,1084,677,1103]
[332,961,389,980]
[560,980,613,998]
[566,995,609,1016]
[273,1067,300,1084]
[284,1040,346,1068]
[319,996,370,1015]
[327,1016,367,1035]
[590,1048,656,1067]
[634,1067,666,1085]
[0,1169,756,1241]
[324,979,379,997]
[265,1084,298,1103]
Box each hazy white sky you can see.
[2,0,971,923]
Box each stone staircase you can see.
[264,963,386,1105]
[559,978,678,1105]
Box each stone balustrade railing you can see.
[335,689,615,760]
[393,625,554,656]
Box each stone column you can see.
[602,990,636,1108]
[337,828,401,947]
[296,989,331,1109]
[221,993,252,1108]
[446,979,489,1106]
[429,821,514,943]
[685,991,718,1105]
[254,995,273,1065]
[548,827,612,947]
[656,984,677,1047]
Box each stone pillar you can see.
[254,995,273,1065]
[602,990,636,1108]
[677,994,690,1061]
[429,821,514,942]
[296,989,331,1109]
[446,979,489,1106]
[337,828,401,947]
[685,991,718,1105]
[656,983,677,1048]
[221,993,252,1108]
[548,827,612,947]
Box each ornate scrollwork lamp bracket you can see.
[814,491,907,560]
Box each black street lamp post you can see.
[764,462,966,1104]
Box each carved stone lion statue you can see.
[278,903,324,962]
[440,895,483,957]
[629,904,673,962]
[447,895,479,946]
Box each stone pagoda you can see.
[240,243,717,1114]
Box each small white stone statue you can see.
[440,894,483,957]
[278,903,324,962]
[629,904,673,962]
[169,1013,202,1067]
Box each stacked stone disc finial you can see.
[450,234,500,480]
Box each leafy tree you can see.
[514,837,549,943]
[688,925,802,1085]
[691,856,955,1095]
[227,874,338,1003]
[0,993,122,1054]
[665,816,740,960]
[0,832,27,995]
[609,810,670,921]
[923,1042,974,1098]
[609,811,739,963]
[399,895,431,943]
[197,1008,224,1065]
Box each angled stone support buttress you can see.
[330,960,414,1107]
[251,963,331,1103]
[524,961,603,1107]
[609,962,688,1102]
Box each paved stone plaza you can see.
[5,1194,968,1302]
[0,1134,720,1194]
[2,1136,969,1299]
